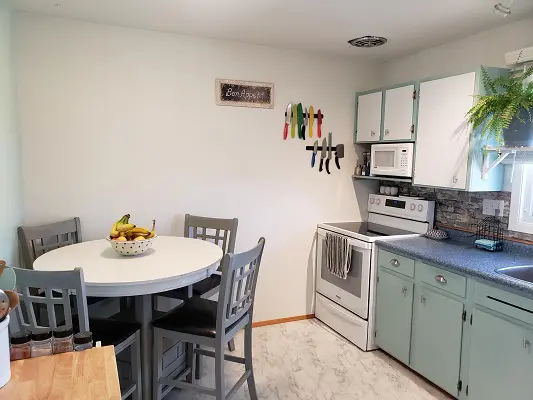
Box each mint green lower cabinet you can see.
[375,268,414,365]
[468,308,533,400]
[410,286,464,397]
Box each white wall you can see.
[0,2,22,266]
[381,17,533,85]
[14,13,379,322]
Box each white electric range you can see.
[315,194,435,350]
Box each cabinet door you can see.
[410,286,464,397]
[468,309,533,400]
[383,85,415,141]
[375,269,413,365]
[414,73,475,189]
[356,91,382,142]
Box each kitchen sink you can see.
[496,266,533,284]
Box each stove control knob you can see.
[418,204,424,212]
[376,199,381,205]
[370,198,375,204]
[410,204,416,211]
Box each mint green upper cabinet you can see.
[375,268,414,365]
[468,308,533,400]
[355,91,382,142]
[410,286,464,397]
[383,84,416,142]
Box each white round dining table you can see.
[33,236,223,400]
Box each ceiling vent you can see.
[348,36,387,48]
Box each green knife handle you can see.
[291,124,295,138]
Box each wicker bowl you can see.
[106,236,157,256]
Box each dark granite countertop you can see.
[376,236,533,296]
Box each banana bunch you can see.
[109,215,156,242]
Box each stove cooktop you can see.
[323,221,415,238]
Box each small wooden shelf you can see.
[352,175,413,184]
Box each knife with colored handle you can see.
[291,104,298,138]
[311,140,318,167]
[335,144,344,169]
[283,102,292,140]
[319,138,327,172]
[325,132,332,174]
[317,109,323,138]
[309,106,314,137]
[302,107,308,139]
[297,103,304,139]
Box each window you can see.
[509,165,533,234]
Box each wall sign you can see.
[215,79,274,109]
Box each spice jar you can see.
[10,330,32,361]
[31,329,53,358]
[53,326,73,354]
[74,331,93,351]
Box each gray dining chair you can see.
[12,267,143,400]
[152,237,265,400]
[156,214,239,359]
[18,218,112,312]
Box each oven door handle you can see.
[320,297,365,327]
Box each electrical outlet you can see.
[483,199,505,217]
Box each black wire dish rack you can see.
[475,216,504,252]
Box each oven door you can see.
[316,228,371,319]
[371,145,399,176]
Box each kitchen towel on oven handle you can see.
[324,233,352,279]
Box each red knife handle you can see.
[318,124,322,138]
[283,123,288,140]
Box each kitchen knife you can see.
[325,132,332,174]
[297,103,304,139]
[291,104,298,138]
[335,144,344,169]
[302,107,308,139]
[283,102,292,140]
[311,140,318,167]
[308,106,314,137]
[319,138,327,172]
[317,109,323,138]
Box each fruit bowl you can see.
[106,236,157,256]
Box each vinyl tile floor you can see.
[167,319,452,400]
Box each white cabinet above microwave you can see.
[355,83,416,144]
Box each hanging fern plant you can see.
[466,65,533,146]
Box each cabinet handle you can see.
[401,286,407,296]
[435,275,447,285]
[421,295,426,304]
[385,129,390,135]
[390,259,400,267]
[524,338,531,349]
[371,130,376,136]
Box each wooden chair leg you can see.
[152,330,163,400]
[130,331,142,400]
[215,345,226,400]
[244,323,258,400]
[195,345,202,380]
[228,338,236,352]
[186,342,196,383]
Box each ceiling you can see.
[10,0,533,61]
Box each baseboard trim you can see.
[252,314,315,328]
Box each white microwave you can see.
[370,143,414,177]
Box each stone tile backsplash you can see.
[385,182,533,243]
